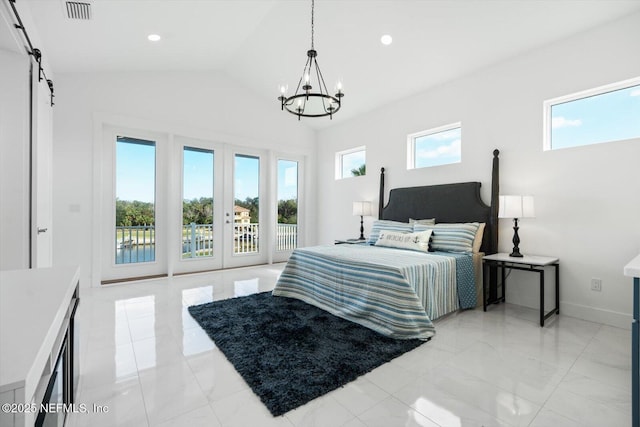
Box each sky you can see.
[341,150,366,177]
[117,83,639,202]
[414,127,462,168]
[551,83,640,149]
[116,138,156,203]
[116,141,297,203]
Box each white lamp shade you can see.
[498,195,535,219]
[353,201,373,216]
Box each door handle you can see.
[37,227,48,234]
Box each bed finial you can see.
[379,167,386,219]
[493,149,500,157]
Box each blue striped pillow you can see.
[413,222,480,253]
[367,220,413,245]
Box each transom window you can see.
[544,77,640,150]
[407,123,461,169]
[335,146,366,179]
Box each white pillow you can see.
[409,218,436,225]
[367,220,413,245]
[473,223,486,253]
[374,229,433,253]
[413,223,479,253]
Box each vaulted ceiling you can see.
[21,0,640,128]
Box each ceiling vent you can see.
[64,1,92,20]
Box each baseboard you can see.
[561,301,631,330]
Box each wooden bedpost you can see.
[490,149,500,254]
[489,149,500,302]
[378,167,385,219]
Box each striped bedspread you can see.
[272,244,475,340]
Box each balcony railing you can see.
[276,223,298,252]
[115,225,155,264]
[232,223,258,254]
[116,223,298,263]
[182,223,213,258]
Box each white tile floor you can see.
[68,264,632,427]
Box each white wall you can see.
[316,12,640,328]
[52,70,316,288]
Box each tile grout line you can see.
[525,322,604,427]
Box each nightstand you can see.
[482,252,560,327]
[334,239,367,245]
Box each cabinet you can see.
[624,254,640,427]
[0,266,80,427]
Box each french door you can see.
[172,137,223,274]
[101,127,168,282]
[100,128,271,282]
[173,140,268,274]
[219,147,268,269]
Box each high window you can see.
[335,146,366,179]
[544,77,640,150]
[407,123,462,169]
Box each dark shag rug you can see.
[188,291,427,416]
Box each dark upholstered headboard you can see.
[378,150,500,254]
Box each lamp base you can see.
[510,218,523,257]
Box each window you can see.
[114,136,156,264]
[182,147,214,258]
[276,159,298,252]
[407,123,461,169]
[544,77,640,150]
[335,146,366,179]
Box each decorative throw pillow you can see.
[472,223,486,253]
[375,229,433,253]
[413,222,480,253]
[409,218,436,225]
[367,220,413,245]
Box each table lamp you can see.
[352,201,373,240]
[498,195,535,257]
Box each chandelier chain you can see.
[311,0,315,50]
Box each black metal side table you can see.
[482,253,560,327]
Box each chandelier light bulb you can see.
[380,34,393,45]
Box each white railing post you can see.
[190,222,197,258]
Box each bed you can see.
[272,150,500,340]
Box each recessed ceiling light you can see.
[147,34,161,42]
[380,34,392,46]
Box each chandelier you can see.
[278,0,344,120]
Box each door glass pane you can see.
[115,136,156,264]
[182,147,214,258]
[277,160,298,251]
[234,154,259,254]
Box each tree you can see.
[182,197,213,225]
[278,199,297,224]
[351,164,366,176]
[115,199,155,226]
